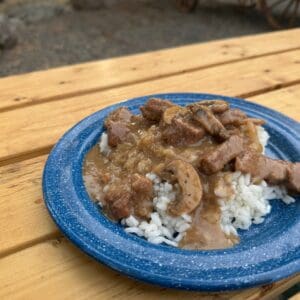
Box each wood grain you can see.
[0,237,298,300]
[0,83,300,259]
[1,49,300,164]
[0,155,58,257]
[0,29,299,112]
[248,85,300,121]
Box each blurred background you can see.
[0,0,299,78]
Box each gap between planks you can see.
[0,232,61,260]
[1,46,300,114]
[0,145,53,168]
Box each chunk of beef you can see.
[235,151,300,192]
[106,122,130,147]
[104,107,132,127]
[104,187,132,220]
[190,105,229,140]
[200,135,244,174]
[217,109,265,127]
[131,174,153,218]
[188,100,229,113]
[235,150,288,184]
[162,117,205,146]
[287,163,300,193]
[217,109,247,126]
[104,107,133,147]
[140,98,174,122]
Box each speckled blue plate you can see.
[43,93,300,291]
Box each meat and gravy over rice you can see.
[83,98,299,250]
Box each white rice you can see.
[122,173,192,247]
[219,172,295,236]
[219,126,295,236]
[99,132,111,155]
[98,126,295,247]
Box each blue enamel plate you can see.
[43,93,300,291]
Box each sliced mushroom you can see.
[165,160,203,216]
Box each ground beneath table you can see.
[0,0,271,78]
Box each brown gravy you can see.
[180,175,238,249]
[83,114,241,250]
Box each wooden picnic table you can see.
[1,28,300,300]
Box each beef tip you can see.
[287,163,300,193]
[188,100,229,113]
[140,98,174,122]
[162,117,205,146]
[104,187,132,220]
[190,105,229,140]
[217,109,247,126]
[131,174,153,218]
[200,135,244,174]
[235,151,259,177]
[235,150,288,184]
[104,107,133,147]
[106,122,130,147]
[235,150,300,192]
[217,109,265,128]
[104,107,132,127]
[161,106,205,145]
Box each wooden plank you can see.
[0,155,58,257]
[0,83,300,259]
[0,238,298,300]
[0,29,300,112]
[248,85,300,122]
[1,49,300,164]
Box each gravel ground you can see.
[0,0,271,77]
